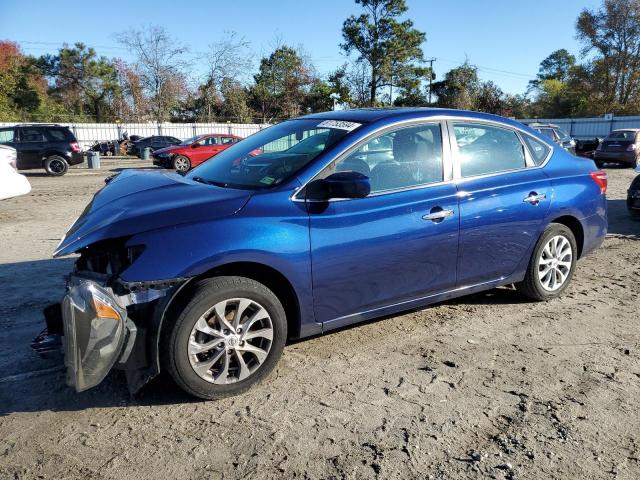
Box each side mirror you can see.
[191,142,201,148]
[305,171,371,201]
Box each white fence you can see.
[0,122,269,150]
[5,115,640,148]
[519,115,640,139]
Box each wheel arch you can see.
[159,260,301,345]
[549,214,585,258]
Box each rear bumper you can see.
[594,151,636,164]
[581,207,608,257]
[68,152,85,166]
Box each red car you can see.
[152,134,242,172]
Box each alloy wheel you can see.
[174,157,189,171]
[188,298,274,384]
[50,159,65,173]
[537,235,573,291]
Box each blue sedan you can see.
[38,108,608,399]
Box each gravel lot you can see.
[0,160,639,480]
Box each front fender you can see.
[121,186,316,330]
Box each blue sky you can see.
[1,0,602,95]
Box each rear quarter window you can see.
[45,128,74,142]
[522,135,551,166]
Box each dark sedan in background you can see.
[628,173,640,218]
[595,129,640,168]
[128,135,181,157]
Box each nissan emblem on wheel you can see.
[31,108,608,400]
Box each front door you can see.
[307,122,460,327]
[450,122,552,286]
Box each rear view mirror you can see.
[305,171,371,201]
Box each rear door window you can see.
[19,128,46,142]
[452,123,526,178]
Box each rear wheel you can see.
[163,276,287,400]
[172,155,191,172]
[44,155,69,176]
[516,223,577,301]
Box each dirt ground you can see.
[0,160,639,480]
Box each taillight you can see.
[590,170,607,193]
[70,142,80,153]
[627,144,637,151]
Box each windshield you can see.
[607,130,637,140]
[186,119,362,189]
[179,135,202,146]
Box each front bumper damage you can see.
[32,272,174,392]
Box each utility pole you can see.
[426,58,436,104]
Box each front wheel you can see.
[163,276,287,400]
[172,155,191,172]
[516,223,577,301]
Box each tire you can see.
[44,155,69,176]
[172,155,191,172]
[163,276,287,400]
[516,223,577,301]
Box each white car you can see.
[0,145,31,200]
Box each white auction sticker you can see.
[317,120,362,131]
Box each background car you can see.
[0,124,83,176]
[0,145,31,200]
[152,133,241,171]
[627,173,640,218]
[528,122,576,154]
[129,135,181,157]
[595,129,640,168]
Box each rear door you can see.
[307,121,460,328]
[451,122,552,287]
[16,127,46,169]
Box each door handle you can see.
[523,192,546,205]
[422,208,454,222]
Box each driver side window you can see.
[332,123,443,194]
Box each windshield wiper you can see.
[192,176,229,188]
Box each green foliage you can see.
[341,0,426,105]
[250,46,313,121]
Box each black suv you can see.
[128,135,181,157]
[0,124,84,176]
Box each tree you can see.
[0,41,64,122]
[432,62,480,110]
[577,0,640,110]
[528,49,576,92]
[341,0,425,105]
[116,26,190,121]
[199,32,252,122]
[476,81,505,114]
[250,46,313,121]
[39,43,120,121]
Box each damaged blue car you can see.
[33,108,608,400]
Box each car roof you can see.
[527,122,559,128]
[610,128,640,132]
[300,107,528,130]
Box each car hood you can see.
[54,169,252,257]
